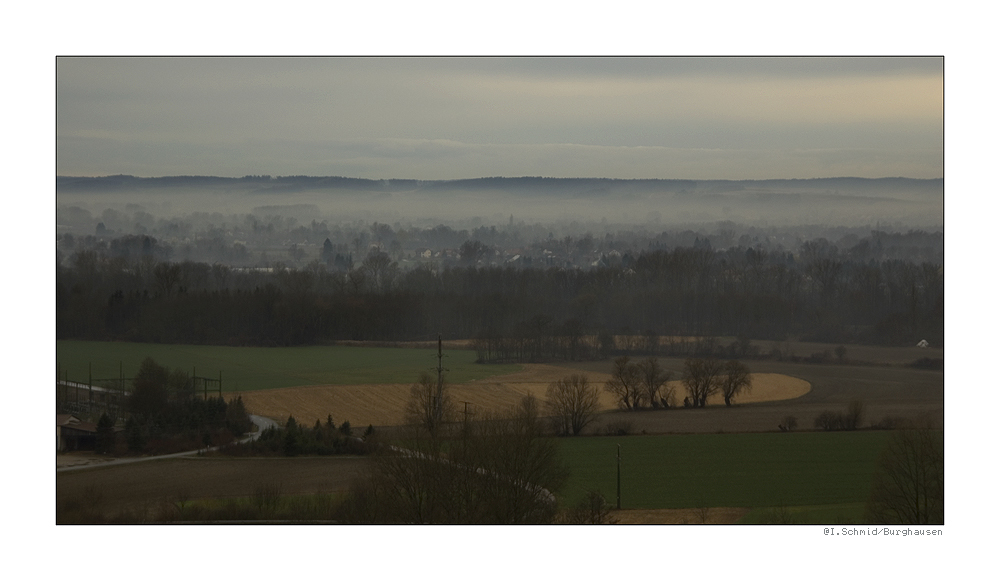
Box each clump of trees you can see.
[226,414,368,457]
[122,357,250,455]
[813,400,866,431]
[604,357,644,410]
[601,356,752,410]
[681,358,752,407]
[638,357,673,408]
[681,358,720,407]
[603,356,675,410]
[778,415,798,432]
[718,360,753,406]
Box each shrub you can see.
[814,401,865,431]
[806,351,832,364]
[604,419,635,436]
[909,357,943,370]
[251,482,283,515]
[759,505,796,524]
[564,490,618,524]
[814,411,841,431]
[845,400,865,430]
[871,415,907,430]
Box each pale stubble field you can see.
[231,364,812,429]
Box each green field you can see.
[557,431,892,519]
[56,341,521,392]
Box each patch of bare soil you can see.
[611,507,750,524]
[56,452,118,468]
[233,365,810,429]
[57,456,371,514]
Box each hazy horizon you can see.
[56,175,943,230]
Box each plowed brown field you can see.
[233,365,810,428]
[611,507,750,524]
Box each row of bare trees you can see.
[684,358,753,407]
[603,357,674,410]
[602,356,753,410]
[541,357,754,437]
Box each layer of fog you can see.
[57,177,943,230]
[56,176,943,268]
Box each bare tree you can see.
[362,248,397,293]
[636,357,672,409]
[546,374,601,435]
[719,360,752,406]
[604,356,644,410]
[682,358,723,407]
[564,490,619,524]
[404,372,454,439]
[845,399,866,430]
[347,267,367,293]
[342,394,566,524]
[864,427,943,524]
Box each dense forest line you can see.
[56,232,943,351]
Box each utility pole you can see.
[617,444,622,510]
[459,400,473,454]
[435,334,444,424]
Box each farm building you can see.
[57,414,97,452]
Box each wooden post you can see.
[617,444,622,510]
[219,371,223,399]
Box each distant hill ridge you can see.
[57,174,943,196]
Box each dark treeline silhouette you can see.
[57,231,943,349]
[110,357,253,455]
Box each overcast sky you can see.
[56,56,942,180]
